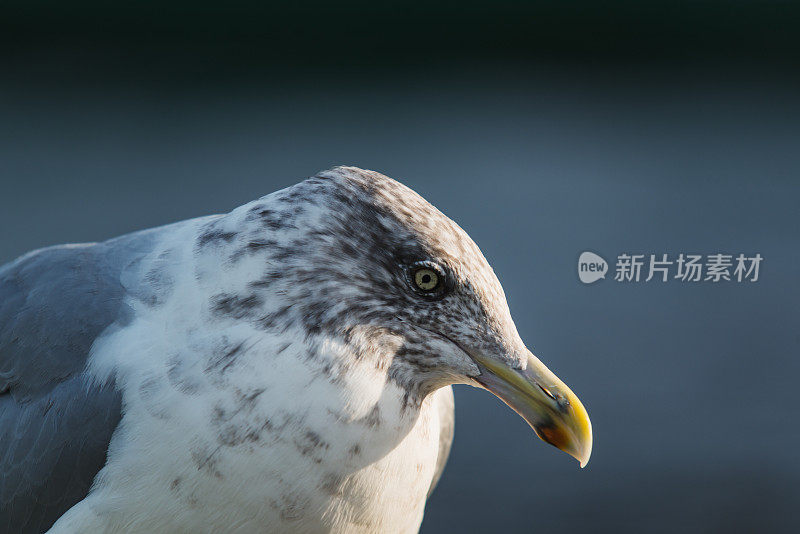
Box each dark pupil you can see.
[421,274,432,284]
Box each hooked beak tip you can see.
[473,350,593,468]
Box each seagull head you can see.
[219,166,592,467]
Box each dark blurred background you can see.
[2,1,799,532]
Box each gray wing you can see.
[0,233,156,534]
[427,385,455,498]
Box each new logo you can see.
[578,252,608,284]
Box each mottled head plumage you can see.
[194,166,524,401]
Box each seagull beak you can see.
[472,349,593,468]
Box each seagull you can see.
[0,166,592,533]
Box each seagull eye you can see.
[413,267,440,292]
[406,261,448,298]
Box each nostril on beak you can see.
[537,383,556,400]
[537,383,571,410]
